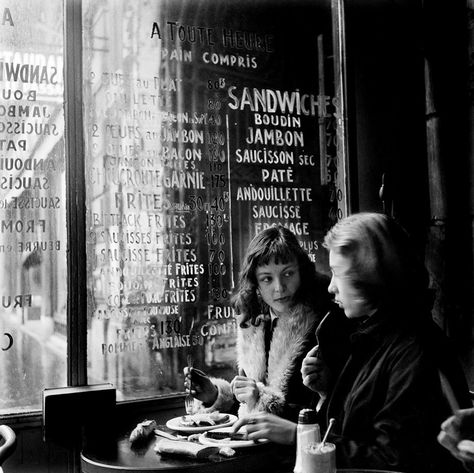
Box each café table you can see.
[337,471,405,473]
[81,433,405,473]
[80,431,291,473]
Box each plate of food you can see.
[166,412,237,433]
[198,426,269,449]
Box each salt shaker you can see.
[294,408,320,473]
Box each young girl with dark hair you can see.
[184,224,330,421]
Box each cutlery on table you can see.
[154,429,185,441]
[185,355,194,415]
[205,431,248,441]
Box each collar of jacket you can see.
[349,310,399,350]
[238,303,318,391]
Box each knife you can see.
[205,431,248,441]
[154,429,185,441]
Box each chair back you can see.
[0,425,17,471]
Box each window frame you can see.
[0,0,88,425]
[0,0,351,424]
[65,0,87,389]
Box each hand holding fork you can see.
[182,360,219,407]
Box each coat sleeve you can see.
[329,341,464,473]
[237,382,286,418]
[192,377,238,414]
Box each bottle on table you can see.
[294,408,320,473]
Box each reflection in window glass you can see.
[83,0,337,401]
[0,1,66,414]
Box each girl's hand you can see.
[458,440,474,471]
[232,413,296,445]
[183,367,218,406]
[230,375,259,408]
[438,408,474,472]
[301,345,331,396]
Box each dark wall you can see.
[423,0,472,342]
[343,0,473,360]
[344,0,429,246]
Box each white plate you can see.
[198,426,269,449]
[166,414,238,433]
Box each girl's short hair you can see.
[323,212,431,317]
[232,224,321,327]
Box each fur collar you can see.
[237,304,317,396]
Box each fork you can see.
[184,355,194,415]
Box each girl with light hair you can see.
[307,212,471,472]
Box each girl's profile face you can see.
[255,256,301,317]
[328,250,371,319]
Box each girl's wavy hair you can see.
[232,224,318,328]
[323,212,432,320]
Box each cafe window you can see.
[1,0,347,413]
[0,0,67,414]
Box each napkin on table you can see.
[154,439,219,459]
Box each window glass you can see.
[83,0,340,401]
[0,1,66,414]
